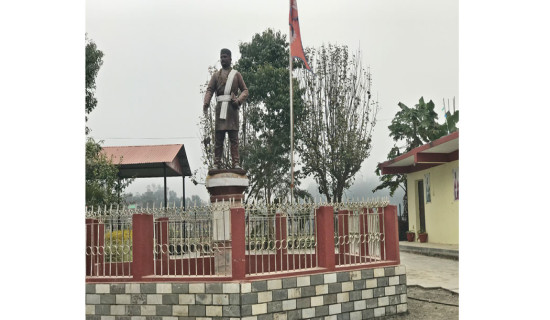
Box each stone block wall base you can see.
[86,265,408,319]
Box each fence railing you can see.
[86,207,133,278]
[334,204,385,267]
[244,201,318,276]
[153,203,231,277]
[85,199,400,282]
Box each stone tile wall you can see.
[86,265,407,320]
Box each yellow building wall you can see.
[406,160,459,245]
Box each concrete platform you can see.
[399,241,459,260]
[399,251,459,293]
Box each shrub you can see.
[104,229,133,262]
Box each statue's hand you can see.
[231,93,239,107]
[203,104,209,115]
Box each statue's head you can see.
[220,48,232,68]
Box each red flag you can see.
[289,0,312,71]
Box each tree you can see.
[123,184,206,208]
[198,29,310,203]
[235,29,309,202]
[234,29,310,202]
[85,36,132,206]
[373,97,459,220]
[86,137,132,206]
[86,35,104,135]
[297,44,379,203]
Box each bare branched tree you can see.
[297,44,378,202]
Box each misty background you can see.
[85,0,458,208]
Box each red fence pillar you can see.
[155,217,170,273]
[132,214,154,281]
[230,207,246,280]
[316,205,335,271]
[383,205,400,263]
[275,213,288,271]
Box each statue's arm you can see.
[203,74,217,112]
[235,72,249,106]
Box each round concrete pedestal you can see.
[205,168,248,204]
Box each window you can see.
[453,168,459,200]
[424,173,431,203]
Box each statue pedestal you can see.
[206,168,248,204]
[205,169,248,275]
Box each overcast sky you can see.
[85,0,458,200]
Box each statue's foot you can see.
[233,163,242,169]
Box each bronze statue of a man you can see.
[203,48,249,169]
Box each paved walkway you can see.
[399,241,459,259]
[399,246,459,293]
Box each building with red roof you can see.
[378,131,459,245]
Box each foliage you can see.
[234,29,310,202]
[297,44,378,203]
[85,35,104,135]
[86,137,133,207]
[105,229,133,243]
[373,97,459,220]
[388,97,446,148]
[104,229,132,262]
[84,36,132,206]
[123,184,206,207]
[444,109,459,133]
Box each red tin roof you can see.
[378,130,459,174]
[101,144,192,178]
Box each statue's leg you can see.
[228,130,239,168]
[214,130,225,168]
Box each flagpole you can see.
[289,38,295,205]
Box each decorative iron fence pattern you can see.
[152,203,231,277]
[244,201,319,276]
[85,198,392,280]
[86,205,133,278]
[334,199,389,267]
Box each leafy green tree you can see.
[85,35,104,135]
[85,36,132,206]
[234,29,309,202]
[124,186,206,208]
[186,195,207,207]
[443,108,459,133]
[86,137,132,206]
[373,97,459,219]
[297,44,379,203]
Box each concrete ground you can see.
[398,242,459,293]
[380,242,460,319]
[400,251,459,293]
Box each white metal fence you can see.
[86,205,133,278]
[245,201,319,276]
[334,202,387,267]
[86,198,390,279]
[153,202,231,277]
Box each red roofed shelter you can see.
[101,144,192,208]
